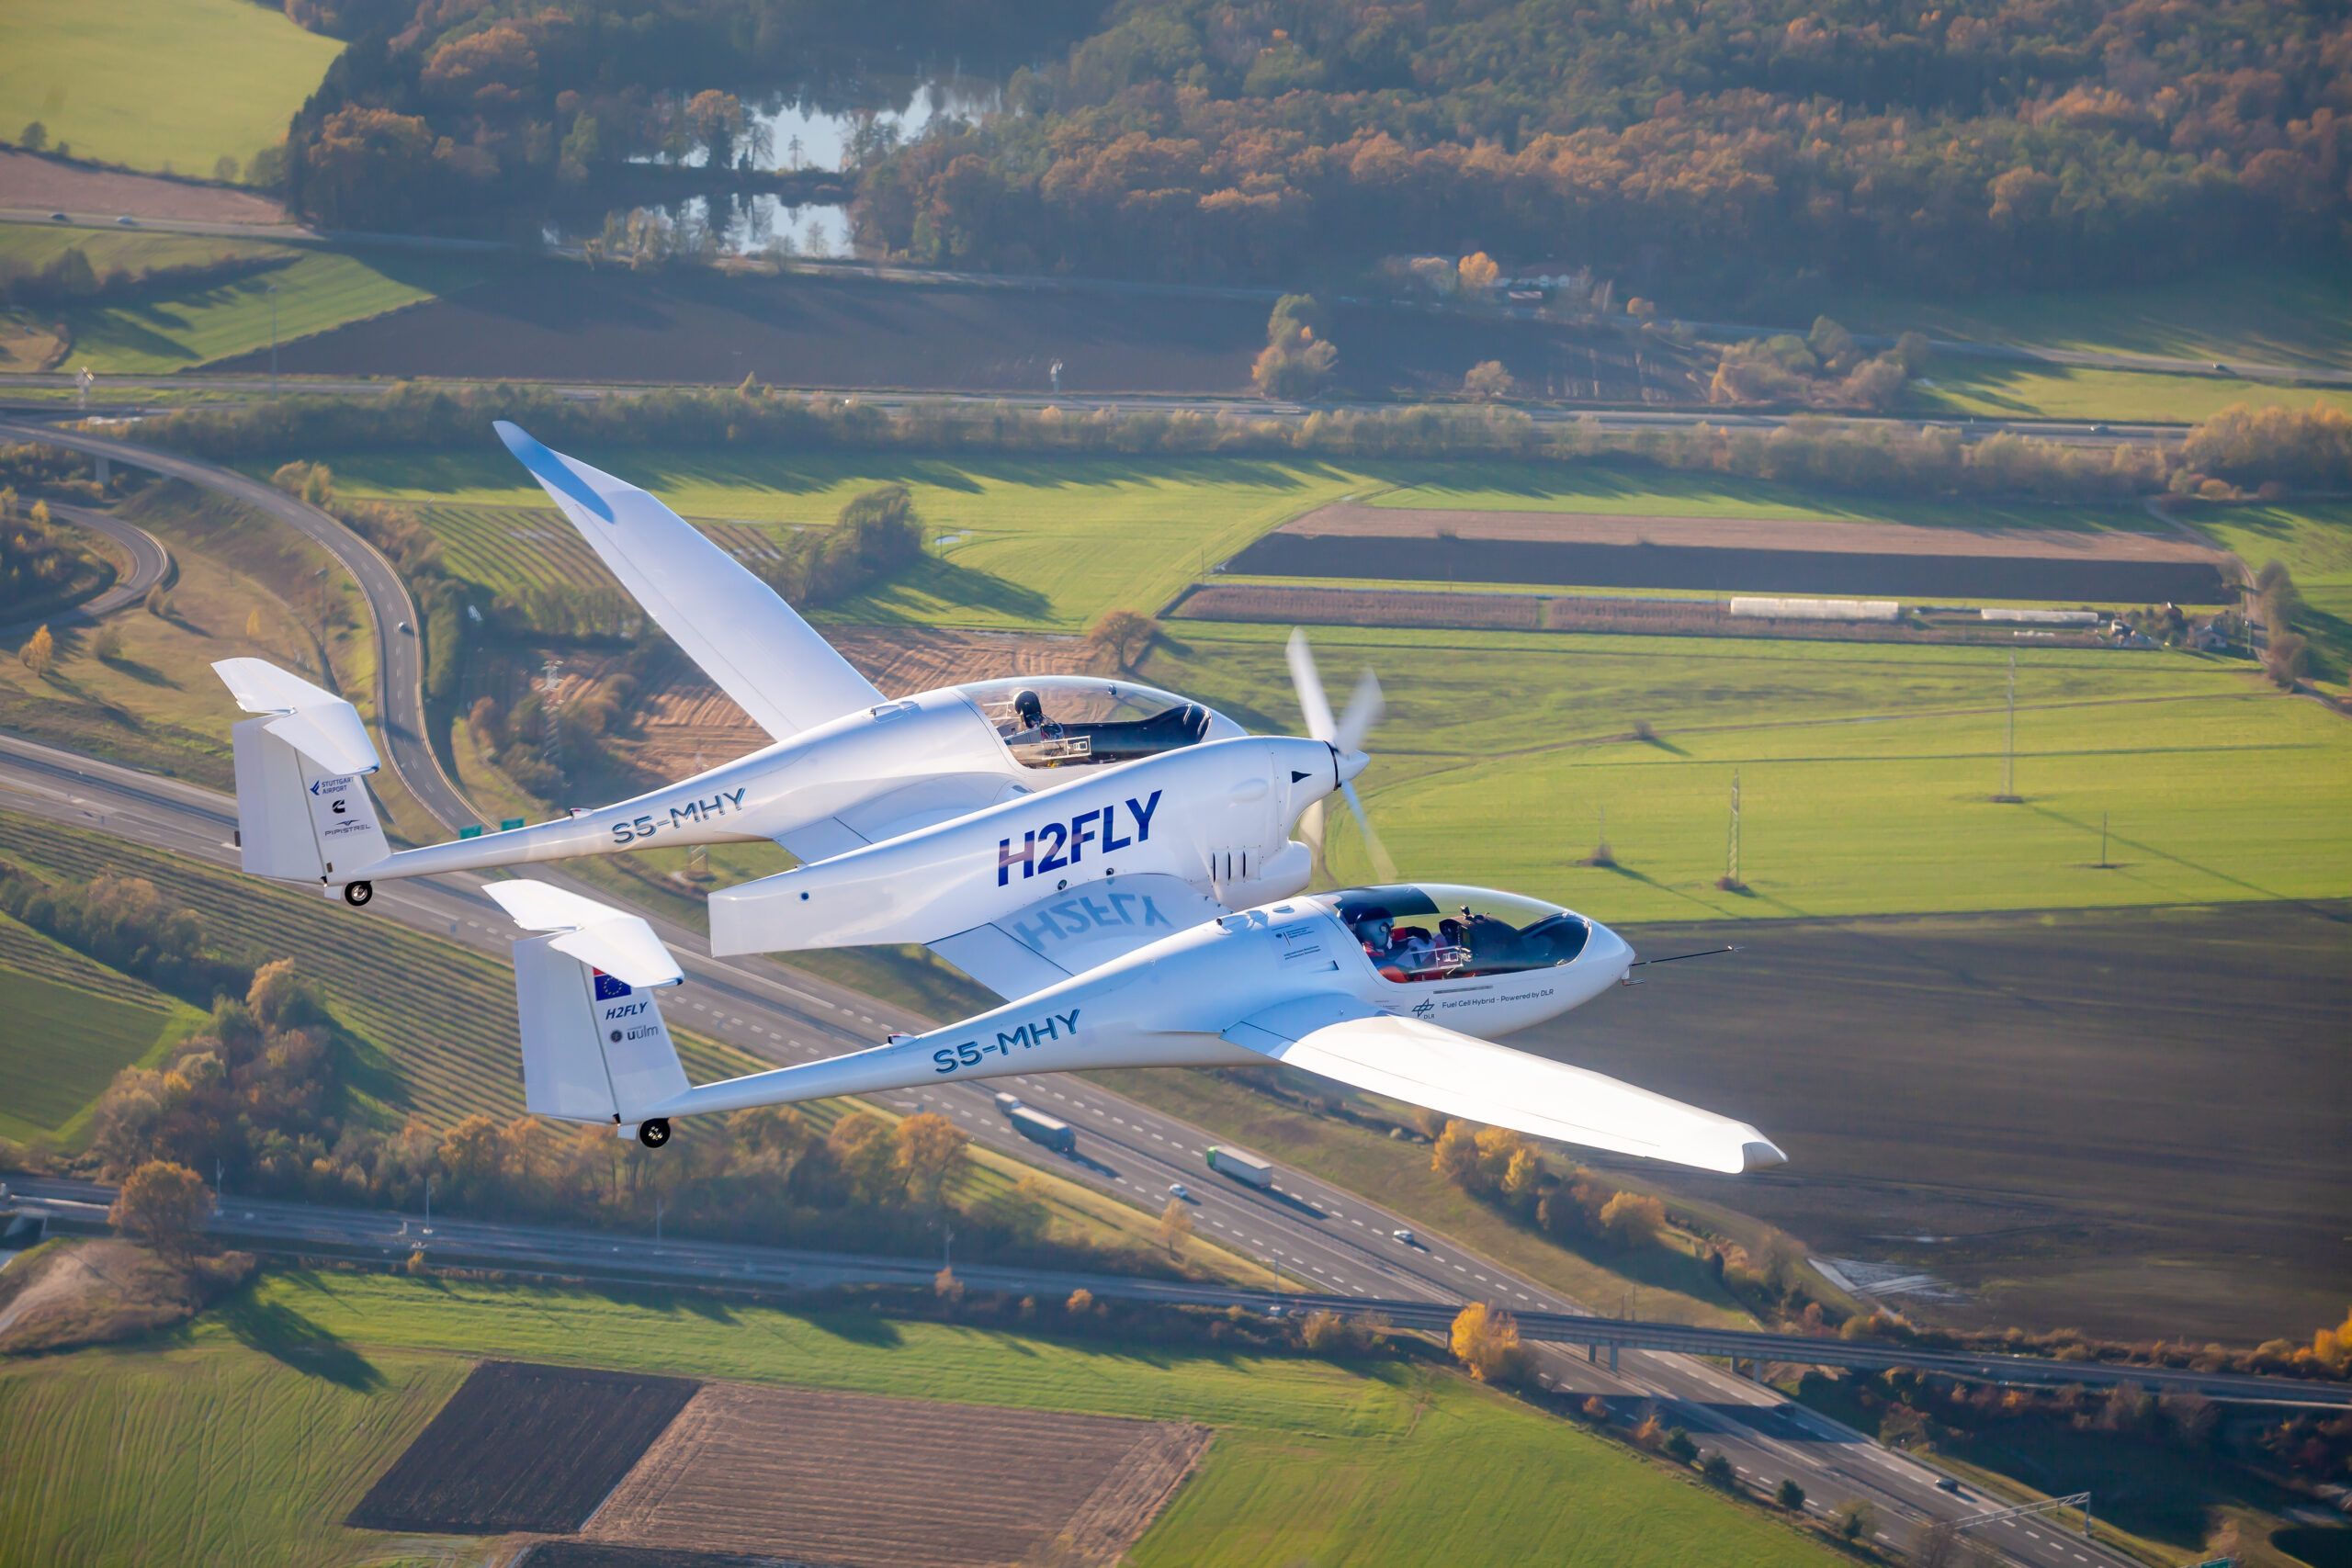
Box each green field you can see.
[316,447,1374,631]
[0,912,193,1144]
[0,1270,1838,1567]
[1838,265,2352,373]
[316,449,2176,632]
[0,225,284,277]
[38,240,476,376]
[1911,364,2352,424]
[1141,623,2352,923]
[2182,501,2352,694]
[312,447,2352,922]
[0,0,341,177]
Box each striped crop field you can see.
[416,502,786,636]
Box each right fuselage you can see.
[647,885,1633,1120]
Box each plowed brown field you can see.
[347,1361,699,1535]
[583,1382,1209,1568]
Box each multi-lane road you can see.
[0,416,2145,1565]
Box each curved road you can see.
[0,501,171,641]
[0,418,2138,1565]
[0,418,474,835]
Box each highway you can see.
[0,415,2144,1564]
[0,732,2146,1567]
[0,501,171,641]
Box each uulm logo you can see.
[996,791,1162,886]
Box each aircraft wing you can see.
[1224,998,1786,1175]
[926,873,1224,1000]
[494,422,883,741]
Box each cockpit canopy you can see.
[958,675,1245,772]
[1323,884,1591,982]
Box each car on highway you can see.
[397,620,412,633]
[1392,1227,1418,1246]
[1167,1182,1191,1201]
[49,212,69,223]
[115,215,136,227]
[1935,1476,1964,1495]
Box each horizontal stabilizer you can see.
[482,880,681,988]
[1225,1001,1785,1176]
[212,657,379,776]
[493,423,883,741]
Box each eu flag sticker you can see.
[593,970,633,1000]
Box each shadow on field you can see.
[2028,802,2346,919]
[220,1293,384,1391]
[806,1307,905,1348]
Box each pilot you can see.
[1351,907,1396,959]
[1012,688,1046,730]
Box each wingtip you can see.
[493,421,613,523]
[1736,1136,1789,1174]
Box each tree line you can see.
[144,379,2352,503]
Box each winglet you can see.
[211,657,379,777]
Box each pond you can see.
[549,68,1001,259]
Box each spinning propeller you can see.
[1286,628,1396,883]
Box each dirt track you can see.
[584,1382,1209,1568]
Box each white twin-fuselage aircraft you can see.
[213,423,1784,1176]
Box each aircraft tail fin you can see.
[213,658,389,885]
[487,881,688,1124]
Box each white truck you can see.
[1204,1145,1275,1190]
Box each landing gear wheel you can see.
[637,1118,672,1149]
[343,880,374,908]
